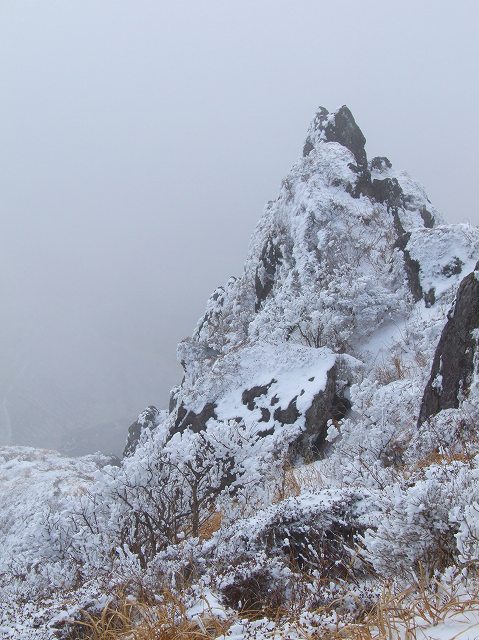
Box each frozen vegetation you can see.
[1,106,479,638]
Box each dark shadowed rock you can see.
[170,401,217,437]
[307,367,338,455]
[286,366,338,459]
[394,232,423,302]
[325,106,368,171]
[442,257,464,278]
[273,397,300,425]
[370,156,392,172]
[169,386,180,413]
[419,263,479,424]
[392,232,436,306]
[123,405,160,457]
[259,407,271,422]
[304,106,367,169]
[303,106,370,198]
[331,394,352,422]
[242,379,276,410]
[372,177,405,213]
[255,238,283,311]
[420,206,435,228]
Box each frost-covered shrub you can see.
[453,500,479,565]
[321,375,422,489]
[54,419,278,575]
[406,405,479,467]
[363,459,479,578]
[209,489,370,582]
[220,554,289,614]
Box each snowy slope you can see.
[1,105,479,638]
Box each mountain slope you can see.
[1,105,479,638]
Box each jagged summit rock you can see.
[303,105,367,171]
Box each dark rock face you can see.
[331,394,352,422]
[370,156,392,172]
[259,408,271,423]
[308,368,338,455]
[419,263,479,424]
[442,257,464,278]
[169,386,180,413]
[242,380,276,410]
[303,106,370,198]
[123,406,160,457]
[392,232,435,307]
[324,106,368,171]
[420,206,435,229]
[171,402,217,437]
[273,397,300,425]
[255,239,283,311]
[372,177,405,213]
[394,232,423,303]
[424,288,436,308]
[287,366,338,458]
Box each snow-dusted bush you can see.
[50,418,281,576]
[219,554,290,614]
[206,489,371,582]
[363,459,479,578]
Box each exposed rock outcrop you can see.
[165,105,478,473]
[123,405,160,457]
[419,263,479,424]
[170,401,218,437]
[255,238,283,311]
[303,105,367,171]
[394,231,424,302]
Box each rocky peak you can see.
[161,105,479,465]
[303,105,367,171]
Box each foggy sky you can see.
[0,1,478,454]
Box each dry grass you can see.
[414,448,473,474]
[198,511,222,541]
[272,457,330,503]
[311,576,479,640]
[375,355,407,386]
[68,588,231,640]
[293,461,328,492]
[69,574,479,640]
[272,461,301,502]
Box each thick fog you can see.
[1,1,478,455]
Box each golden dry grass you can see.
[69,588,231,640]
[198,511,223,541]
[272,461,301,503]
[310,576,479,640]
[71,576,479,640]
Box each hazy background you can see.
[0,0,478,455]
